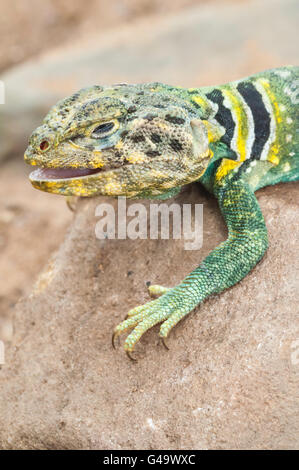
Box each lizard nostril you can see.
[39,140,50,152]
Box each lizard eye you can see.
[39,140,50,151]
[90,121,118,138]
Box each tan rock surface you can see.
[0,182,298,449]
[0,160,72,344]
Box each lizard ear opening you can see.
[190,119,209,160]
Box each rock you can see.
[0,181,298,449]
[0,0,298,162]
[0,160,72,345]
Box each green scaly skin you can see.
[24,66,298,359]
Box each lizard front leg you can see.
[113,177,268,357]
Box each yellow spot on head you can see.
[115,141,123,150]
[127,152,146,164]
[156,121,170,131]
[149,169,167,180]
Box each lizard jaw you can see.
[27,164,136,197]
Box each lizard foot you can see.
[120,285,170,321]
[112,287,197,356]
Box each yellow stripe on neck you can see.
[222,89,248,162]
[215,158,240,181]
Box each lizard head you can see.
[24,83,212,198]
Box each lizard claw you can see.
[112,285,197,358]
[126,351,138,362]
[160,337,170,351]
[112,331,120,349]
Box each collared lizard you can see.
[24,66,299,359]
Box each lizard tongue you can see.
[30,167,101,180]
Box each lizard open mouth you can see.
[29,167,103,181]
